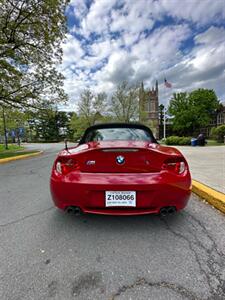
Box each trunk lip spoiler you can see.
[101,148,139,152]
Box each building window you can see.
[145,101,149,112]
[210,118,216,125]
[217,113,224,125]
[148,101,155,112]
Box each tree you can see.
[109,81,139,122]
[0,108,30,145]
[210,125,225,143]
[168,92,192,135]
[189,89,219,128]
[168,89,219,135]
[78,89,107,126]
[37,111,59,142]
[70,113,90,141]
[26,104,72,142]
[0,0,68,109]
[69,112,114,142]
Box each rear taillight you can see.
[55,158,80,175]
[162,159,187,175]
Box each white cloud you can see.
[157,26,225,104]
[159,0,225,25]
[90,40,111,58]
[194,26,225,45]
[132,24,191,65]
[68,0,88,21]
[61,34,84,68]
[110,4,154,35]
[80,0,117,36]
[97,49,137,84]
[61,0,225,110]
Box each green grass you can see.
[206,139,225,146]
[0,150,38,159]
[0,143,39,160]
[0,144,24,152]
[159,139,224,146]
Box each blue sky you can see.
[61,0,225,110]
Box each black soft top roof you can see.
[79,122,157,144]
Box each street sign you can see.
[19,127,25,136]
[11,130,16,137]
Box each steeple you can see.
[155,80,158,94]
[139,82,145,119]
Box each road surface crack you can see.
[0,207,54,228]
[111,277,199,300]
[160,213,225,299]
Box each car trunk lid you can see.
[67,141,183,173]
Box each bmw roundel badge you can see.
[116,155,125,164]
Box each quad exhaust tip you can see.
[160,206,176,217]
[66,206,82,216]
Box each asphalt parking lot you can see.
[0,144,225,300]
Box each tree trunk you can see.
[2,106,8,150]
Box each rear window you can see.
[84,127,154,142]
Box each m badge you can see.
[86,160,95,165]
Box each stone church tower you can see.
[139,81,159,138]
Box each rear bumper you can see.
[50,171,191,215]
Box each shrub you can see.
[165,136,191,145]
[210,125,225,143]
[210,127,217,140]
[165,136,179,145]
[178,137,191,145]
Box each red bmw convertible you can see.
[50,123,191,216]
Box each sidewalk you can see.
[176,146,225,194]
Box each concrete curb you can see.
[0,151,43,164]
[192,179,225,214]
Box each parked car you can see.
[50,123,191,216]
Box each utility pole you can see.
[2,106,8,150]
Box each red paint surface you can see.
[50,141,191,215]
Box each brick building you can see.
[201,103,225,137]
[216,104,225,126]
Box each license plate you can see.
[105,191,136,207]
